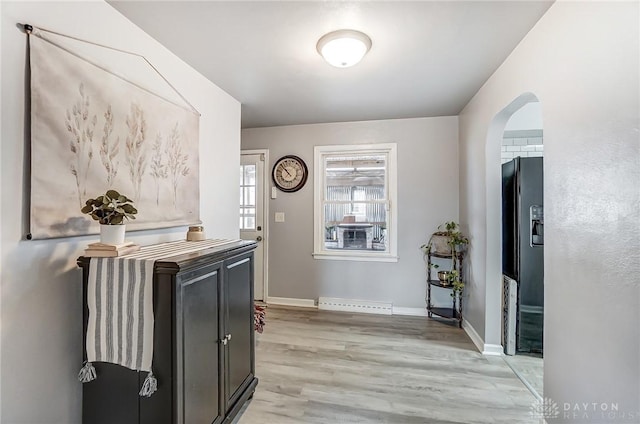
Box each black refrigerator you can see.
[502,156,544,354]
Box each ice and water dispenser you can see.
[530,205,544,247]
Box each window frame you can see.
[313,143,398,262]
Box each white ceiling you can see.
[109,1,553,129]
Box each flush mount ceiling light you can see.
[316,29,372,68]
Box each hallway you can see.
[236,307,538,423]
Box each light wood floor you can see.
[504,354,544,400]
[235,306,538,424]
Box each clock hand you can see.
[283,168,292,176]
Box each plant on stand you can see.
[447,270,464,296]
[439,222,468,298]
[421,221,470,326]
[438,220,468,264]
[81,189,138,244]
[420,221,469,290]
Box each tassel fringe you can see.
[78,362,157,397]
[139,372,158,397]
[78,362,97,383]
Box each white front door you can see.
[240,152,267,300]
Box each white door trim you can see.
[241,149,269,300]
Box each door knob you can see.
[256,236,263,242]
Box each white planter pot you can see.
[100,224,126,245]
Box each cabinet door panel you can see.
[82,362,139,424]
[179,269,222,424]
[224,255,253,409]
[140,273,174,424]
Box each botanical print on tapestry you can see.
[29,34,200,239]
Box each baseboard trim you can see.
[462,320,504,356]
[266,296,316,308]
[462,319,484,353]
[392,307,428,317]
[482,344,504,356]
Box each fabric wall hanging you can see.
[27,25,201,240]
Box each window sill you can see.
[312,251,399,263]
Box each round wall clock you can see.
[272,155,308,192]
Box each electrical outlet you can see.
[275,212,285,222]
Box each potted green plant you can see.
[421,221,469,256]
[420,221,469,287]
[440,221,469,254]
[439,222,468,295]
[447,270,464,297]
[81,189,138,244]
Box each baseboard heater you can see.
[317,297,392,315]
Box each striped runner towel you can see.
[79,239,240,397]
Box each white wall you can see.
[503,101,543,131]
[0,1,240,422]
[459,1,639,419]
[242,117,458,310]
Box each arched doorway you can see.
[485,92,544,399]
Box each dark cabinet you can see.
[223,256,254,414]
[177,265,223,424]
[79,241,258,424]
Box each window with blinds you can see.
[313,144,398,262]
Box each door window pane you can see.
[244,187,256,207]
[240,164,257,230]
[244,165,256,186]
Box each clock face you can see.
[272,155,308,192]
